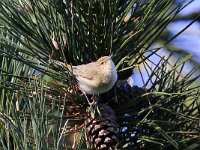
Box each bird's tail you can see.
[49,59,73,72]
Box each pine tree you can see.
[0,0,200,149]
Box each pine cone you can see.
[85,103,119,150]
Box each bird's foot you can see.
[84,94,101,118]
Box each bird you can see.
[50,56,118,95]
[50,56,118,116]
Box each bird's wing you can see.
[72,63,98,80]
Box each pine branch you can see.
[173,12,200,22]
[0,0,200,149]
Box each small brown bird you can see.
[51,56,118,95]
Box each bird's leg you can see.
[83,93,96,118]
[82,92,94,106]
[90,95,102,117]
[83,93,101,118]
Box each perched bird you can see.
[50,56,118,95]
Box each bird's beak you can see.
[109,54,113,59]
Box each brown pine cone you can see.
[85,104,119,150]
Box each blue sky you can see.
[133,0,200,87]
[178,0,200,15]
[168,0,200,62]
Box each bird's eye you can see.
[101,62,104,65]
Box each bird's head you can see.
[97,56,112,68]
[96,55,117,74]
